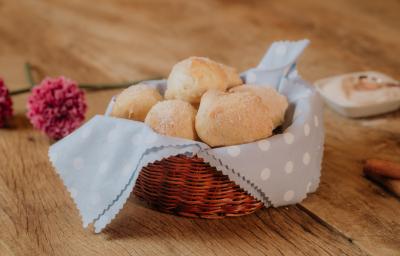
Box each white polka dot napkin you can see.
[49,39,324,232]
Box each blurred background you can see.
[1,0,399,83]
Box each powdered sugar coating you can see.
[196,89,274,147]
[230,85,288,129]
[165,57,242,104]
[111,83,163,122]
[145,100,197,140]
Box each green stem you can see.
[10,62,164,95]
[79,77,164,90]
[10,62,36,95]
[25,62,35,87]
[9,87,31,96]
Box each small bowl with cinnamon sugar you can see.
[315,71,400,118]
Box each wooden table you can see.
[1,0,399,255]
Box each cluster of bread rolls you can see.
[110,57,288,147]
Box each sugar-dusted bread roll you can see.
[145,100,197,140]
[165,57,242,104]
[111,84,163,121]
[220,64,243,89]
[229,85,288,128]
[195,90,274,147]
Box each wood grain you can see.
[0,0,399,255]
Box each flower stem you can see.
[25,62,36,87]
[10,62,36,95]
[10,62,164,95]
[9,87,31,96]
[78,77,164,90]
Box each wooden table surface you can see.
[1,0,399,255]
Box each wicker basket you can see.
[134,154,264,218]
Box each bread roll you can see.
[229,85,288,128]
[195,90,274,147]
[165,57,242,104]
[145,100,197,140]
[220,64,243,89]
[111,84,163,121]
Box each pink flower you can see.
[27,76,87,139]
[0,78,13,128]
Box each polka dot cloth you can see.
[69,187,78,198]
[314,115,319,127]
[276,44,288,56]
[227,146,241,157]
[285,161,294,174]
[303,152,311,165]
[258,140,271,151]
[73,157,84,170]
[304,123,310,136]
[260,168,271,180]
[98,161,109,175]
[246,72,257,83]
[284,190,295,201]
[283,132,295,144]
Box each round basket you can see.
[134,154,264,218]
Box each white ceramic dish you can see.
[315,71,400,118]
